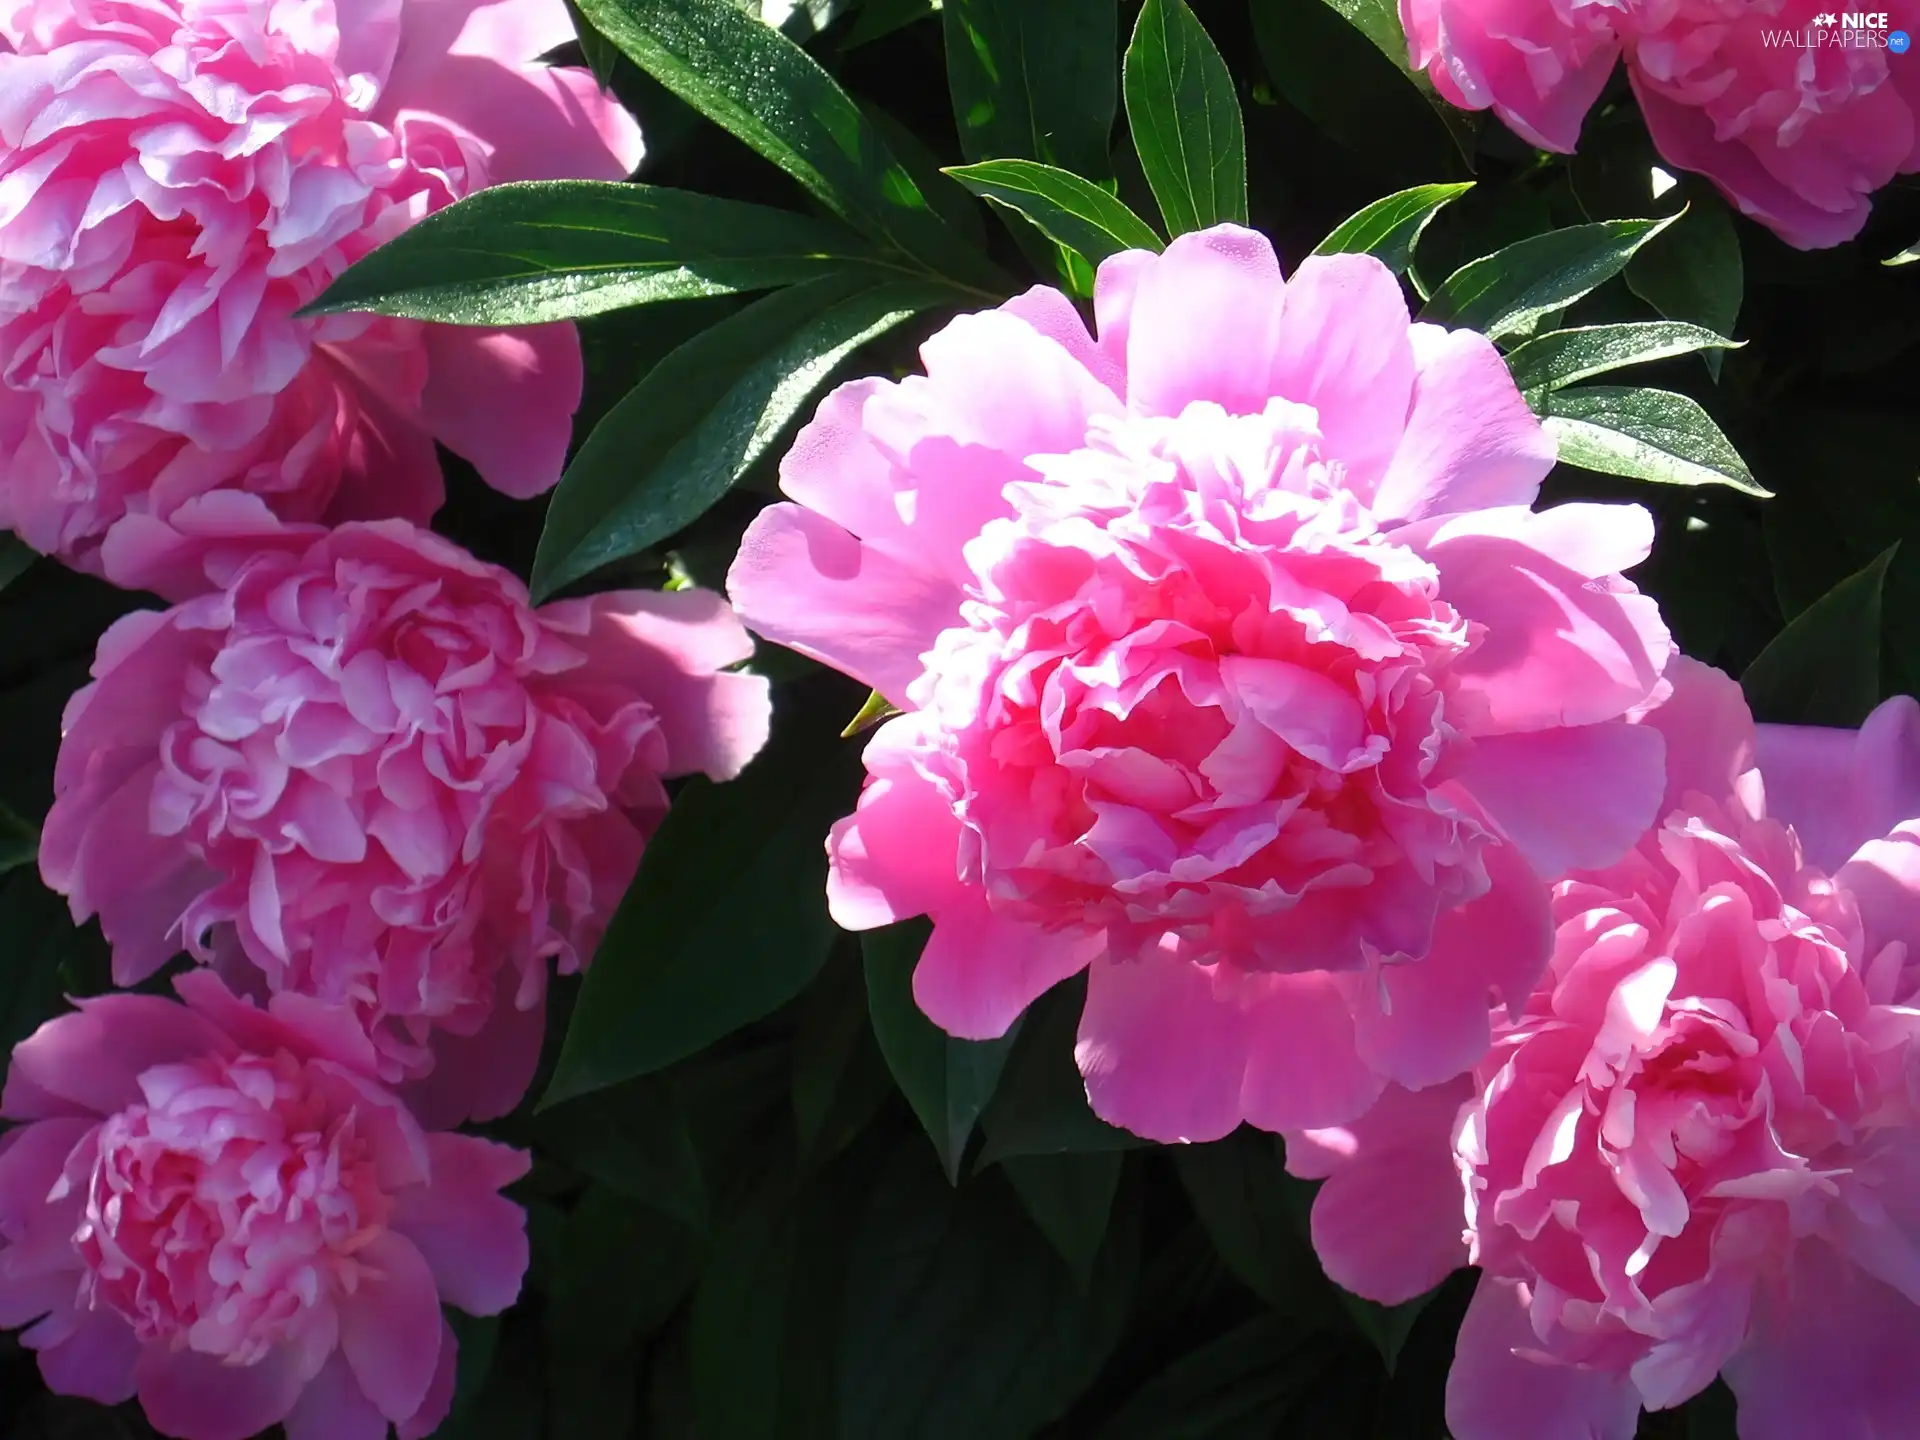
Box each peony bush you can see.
[0,0,1916,1435]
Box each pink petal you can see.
[1090,247,1158,378]
[1632,70,1873,251]
[1836,828,1920,991]
[1724,1247,1920,1440]
[34,1307,141,1406]
[1644,655,1756,814]
[418,325,582,500]
[1452,720,1666,877]
[998,284,1126,396]
[1371,325,1556,523]
[826,717,969,929]
[397,1318,460,1440]
[1269,253,1416,489]
[337,1230,445,1422]
[377,0,643,181]
[136,1339,313,1440]
[403,980,549,1128]
[1757,694,1920,873]
[726,503,962,706]
[1410,503,1672,733]
[1238,969,1389,1133]
[390,1134,531,1316]
[1120,225,1287,419]
[1288,1080,1473,1305]
[1353,843,1553,1089]
[1446,1275,1642,1440]
[912,897,1100,1040]
[283,1351,390,1440]
[4,997,235,1120]
[541,587,772,782]
[1078,950,1251,1144]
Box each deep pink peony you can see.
[41,499,771,1123]
[727,225,1677,1144]
[0,970,528,1440]
[1401,0,1920,248]
[0,0,643,577]
[1290,660,1920,1438]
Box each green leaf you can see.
[946,159,1162,263]
[564,0,624,92]
[1251,0,1464,181]
[305,181,887,324]
[1172,1132,1331,1313]
[1742,546,1896,727]
[943,0,1117,177]
[1505,322,1740,394]
[0,800,36,876]
[0,536,35,593]
[1538,386,1768,498]
[1420,213,1681,341]
[513,1079,708,1229]
[863,920,1022,1182]
[846,0,942,46]
[1627,189,1742,375]
[841,688,902,737]
[575,0,1000,288]
[531,273,948,601]
[1319,0,1408,62]
[541,686,866,1107]
[1123,0,1247,235]
[0,872,80,1055]
[1312,182,1472,274]
[790,943,894,1163]
[1887,237,1920,267]
[1001,1151,1123,1289]
[1092,1316,1336,1439]
[546,1185,703,1356]
[976,980,1147,1165]
[838,1140,1138,1440]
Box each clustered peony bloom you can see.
[1401,0,1920,248]
[0,0,643,577]
[40,498,771,1123]
[0,970,529,1440]
[729,224,1678,1144]
[1289,660,1920,1439]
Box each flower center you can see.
[76,1050,388,1363]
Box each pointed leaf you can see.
[532,273,950,601]
[1124,0,1247,234]
[1001,1151,1122,1289]
[864,920,1022,1181]
[306,181,887,323]
[0,537,34,592]
[943,0,1118,177]
[1742,546,1896,727]
[976,980,1146,1165]
[1420,213,1681,340]
[1505,322,1739,393]
[946,159,1162,263]
[1312,182,1472,274]
[1537,385,1767,497]
[575,0,1001,288]
[541,687,866,1107]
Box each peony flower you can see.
[0,0,643,578]
[41,498,771,1123]
[727,224,1676,1144]
[0,970,529,1440]
[1289,660,1920,1439]
[1401,0,1920,248]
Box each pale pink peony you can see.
[1290,660,1920,1438]
[1401,0,1920,248]
[41,499,771,1123]
[727,225,1677,1144]
[0,970,528,1440]
[0,0,643,577]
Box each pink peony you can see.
[727,224,1676,1144]
[41,498,771,1123]
[1401,0,1920,248]
[1290,660,1920,1439]
[0,0,643,577]
[0,970,529,1440]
